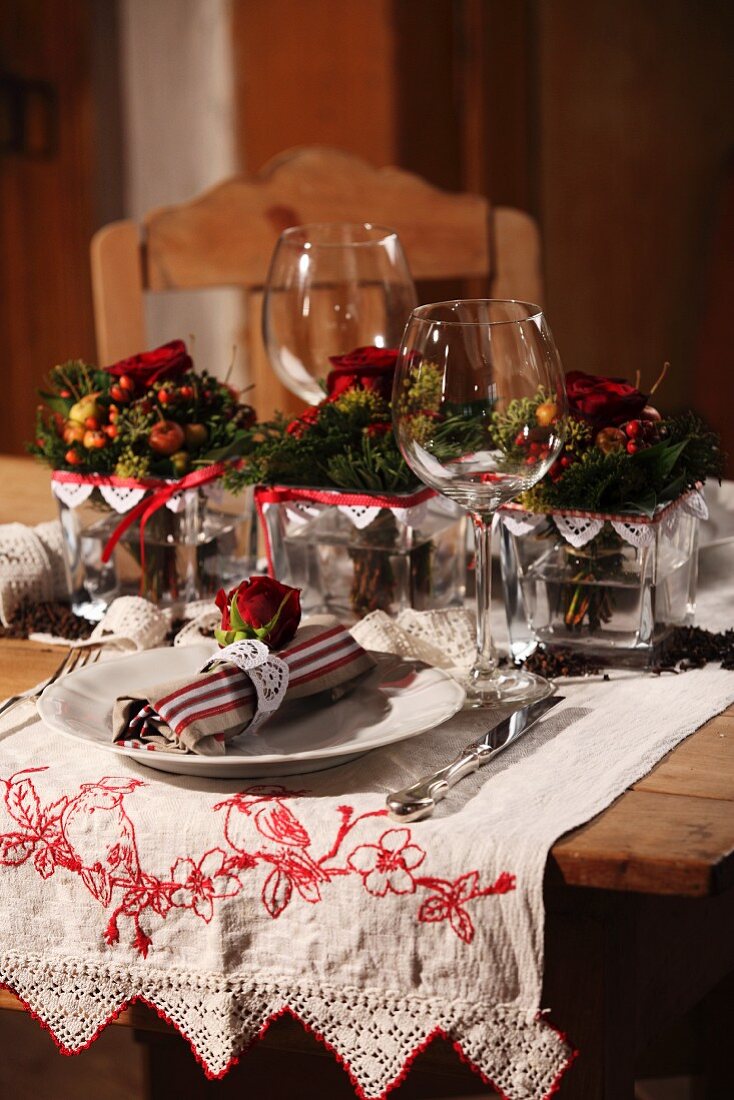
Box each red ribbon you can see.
[253,483,437,578]
[254,484,435,510]
[98,463,229,572]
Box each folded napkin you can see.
[112,616,375,755]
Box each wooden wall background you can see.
[1,0,733,464]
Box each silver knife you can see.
[386,695,564,822]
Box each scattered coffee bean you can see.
[0,599,94,641]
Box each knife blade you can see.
[386,694,564,823]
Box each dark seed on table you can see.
[0,599,95,641]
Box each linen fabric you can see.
[112,619,374,755]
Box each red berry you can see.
[203,390,212,399]
[65,448,82,465]
[84,416,99,430]
[514,432,526,447]
[119,375,135,392]
[158,389,170,404]
[560,456,571,467]
[104,424,118,439]
[626,441,638,454]
[529,442,540,454]
[179,385,193,399]
[625,420,641,438]
[525,455,537,465]
[59,389,71,398]
[110,384,126,403]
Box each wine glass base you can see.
[463,668,554,709]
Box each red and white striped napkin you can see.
[112,617,375,756]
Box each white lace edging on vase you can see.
[52,480,205,516]
[500,488,707,549]
[0,952,572,1100]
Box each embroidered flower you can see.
[347,827,425,896]
[418,870,516,944]
[170,848,241,922]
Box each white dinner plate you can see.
[38,643,465,778]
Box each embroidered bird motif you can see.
[60,777,143,905]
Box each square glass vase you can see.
[499,493,703,667]
[53,474,256,621]
[256,485,467,621]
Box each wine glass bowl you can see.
[263,223,417,405]
[392,299,567,707]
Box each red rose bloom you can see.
[326,346,399,401]
[214,576,301,649]
[565,370,648,429]
[106,340,193,391]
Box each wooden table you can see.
[1,455,733,1098]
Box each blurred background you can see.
[1,0,733,467]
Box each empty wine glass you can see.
[263,223,417,404]
[392,300,567,707]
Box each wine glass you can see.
[263,223,417,404]
[392,299,567,707]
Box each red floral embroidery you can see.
[0,771,514,955]
[347,827,425,896]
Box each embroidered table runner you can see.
[1,649,733,1098]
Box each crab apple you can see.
[158,389,171,405]
[535,401,558,427]
[626,440,638,455]
[65,448,82,465]
[170,450,190,477]
[118,375,135,393]
[104,424,118,439]
[179,385,194,400]
[595,427,626,455]
[83,430,107,449]
[109,384,129,403]
[62,421,85,445]
[624,420,641,438]
[84,416,100,430]
[183,423,208,448]
[149,420,185,456]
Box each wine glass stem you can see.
[471,513,496,685]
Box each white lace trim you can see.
[202,640,289,733]
[0,521,68,626]
[0,952,571,1099]
[50,481,94,508]
[52,481,205,516]
[265,497,457,531]
[501,489,707,549]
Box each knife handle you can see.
[386,742,494,823]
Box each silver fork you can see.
[0,644,103,722]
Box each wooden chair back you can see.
[91,145,543,418]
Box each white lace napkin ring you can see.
[201,640,289,733]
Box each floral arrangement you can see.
[493,365,723,517]
[228,345,480,495]
[29,340,255,480]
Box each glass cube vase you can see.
[256,486,467,621]
[499,493,704,667]
[53,474,256,621]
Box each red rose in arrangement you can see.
[214,576,301,648]
[106,340,193,391]
[565,370,648,429]
[326,346,399,401]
